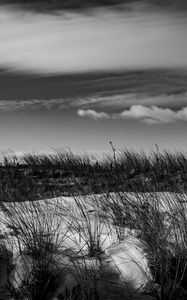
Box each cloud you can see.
[77,105,187,124]
[0,98,69,111]
[0,7,187,74]
[2,0,187,12]
[116,105,187,124]
[1,90,187,116]
[1,89,187,114]
[77,109,109,120]
[75,92,187,110]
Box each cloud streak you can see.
[77,106,187,124]
[0,7,187,74]
[0,90,187,113]
[2,0,187,12]
[0,99,69,112]
[75,92,187,110]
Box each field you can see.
[0,148,187,299]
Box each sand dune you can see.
[0,191,186,298]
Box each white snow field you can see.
[0,192,187,299]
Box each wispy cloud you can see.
[77,109,109,120]
[77,106,187,124]
[0,7,187,74]
[75,92,187,110]
[2,0,187,12]
[1,89,187,113]
[0,99,69,111]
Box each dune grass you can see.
[0,148,187,299]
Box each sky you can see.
[0,0,187,156]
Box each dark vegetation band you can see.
[0,148,187,201]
